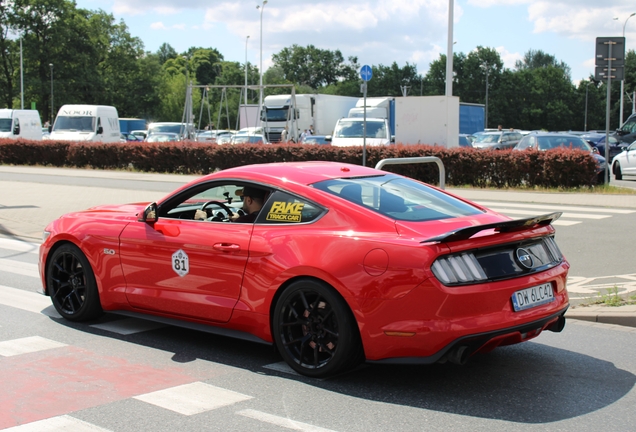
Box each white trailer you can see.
[261,94,358,142]
[394,96,459,147]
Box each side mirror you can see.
[48,125,52,133]
[592,147,599,154]
[13,125,20,135]
[138,202,158,223]
[325,135,332,141]
[391,135,395,143]
[97,126,104,134]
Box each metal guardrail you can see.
[374,157,446,189]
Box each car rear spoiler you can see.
[420,212,562,244]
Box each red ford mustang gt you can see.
[39,161,569,377]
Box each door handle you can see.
[213,243,241,252]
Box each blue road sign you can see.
[360,65,373,81]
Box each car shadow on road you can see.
[47,310,635,424]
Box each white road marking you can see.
[237,409,338,432]
[0,259,39,278]
[90,318,166,335]
[133,382,252,415]
[263,361,301,376]
[551,220,581,226]
[0,237,40,254]
[476,201,636,214]
[2,415,113,431]
[0,336,66,357]
[567,274,636,295]
[0,284,59,317]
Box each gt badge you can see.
[172,249,189,277]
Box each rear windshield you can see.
[312,174,483,222]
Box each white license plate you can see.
[511,283,554,312]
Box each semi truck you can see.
[260,94,358,142]
[331,96,484,147]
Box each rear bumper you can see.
[368,306,568,365]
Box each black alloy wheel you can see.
[273,279,362,378]
[47,244,103,321]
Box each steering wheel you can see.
[200,201,234,219]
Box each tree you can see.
[366,62,421,97]
[515,49,571,80]
[271,45,358,89]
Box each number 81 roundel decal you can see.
[172,249,189,277]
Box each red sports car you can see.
[39,161,569,377]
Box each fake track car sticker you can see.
[172,249,189,277]
[266,201,305,222]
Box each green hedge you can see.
[0,138,600,188]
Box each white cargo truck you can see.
[260,94,358,142]
[0,109,43,140]
[50,105,120,142]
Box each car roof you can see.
[199,162,383,187]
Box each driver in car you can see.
[193,186,267,223]
[231,186,267,223]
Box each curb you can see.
[566,305,636,328]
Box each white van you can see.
[50,105,120,142]
[0,109,43,140]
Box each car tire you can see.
[614,162,623,180]
[273,279,363,378]
[47,243,103,321]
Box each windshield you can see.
[0,119,11,132]
[313,174,482,222]
[537,136,592,151]
[53,116,95,132]
[333,119,387,139]
[474,133,500,143]
[261,107,297,122]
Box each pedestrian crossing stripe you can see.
[476,201,635,214]
[0,237,40,254]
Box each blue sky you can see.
[75,0,635,86]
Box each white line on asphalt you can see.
[0,336,67,357]
[90,318,166,335]
[476,201,636,214]
[487,208,611,219]
[1,415,113,432]
[0,258,39,278]
[237,409,338,432]
[133,382,253,416]
[0,237,40,254]
[263,361,300,376]
[549,220,581,226]
[0,284,60,317]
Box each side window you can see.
[517,136,532,150]
[256,190,325,224]
[622,118,636,133]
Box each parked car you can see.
[615,112,636,144]
[38,161,569,378]
[472,131,523,150]
[230,134,269,145]
[611,140,636,180]
[146,132,180,143]
[581,132,626,161]
[196,130,234,143]
[121,132,142,142]
[130,130,147,140]
[300,135,330,145]
[514,132,607,183]
[216,133,234,145]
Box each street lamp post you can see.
[481,63,489,129]
[245,35,250,107]
[49,63,54,126]
[616,12,635,127]
[257,1,267,123]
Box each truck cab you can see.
[330,117,394,147]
